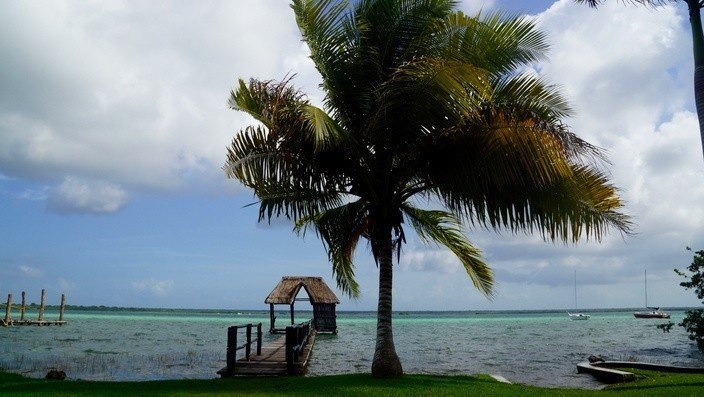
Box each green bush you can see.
[673,248,704,350]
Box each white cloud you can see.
[400,247,460,274]
[0,1,311,197]
[47,176,128,214]
[131,278,174,297]
[18,188,47,201]
[14,265,44,278]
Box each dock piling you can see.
[3,294,11,326]
[38,289,46,323]
[256,323,262,355]
[226,326,237,370]
[245,324,252,359]
[59,294,66,322]
[20,291,26,321]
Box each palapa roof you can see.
[265,276,339,305]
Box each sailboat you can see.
[633,270,670,319]
[568,270,590,320]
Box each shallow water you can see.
[1,309,702,389]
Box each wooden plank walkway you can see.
[218,332,316,376]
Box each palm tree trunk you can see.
[371,224,403,378]
[686,0,704,161]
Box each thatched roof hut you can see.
[265,276,340,305]
[265,276,339,334]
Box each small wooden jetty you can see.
[218,276,339,377]
[2,289,67,327]
[217,321,315,376]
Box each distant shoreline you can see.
[1,304,699,315]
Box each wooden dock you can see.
[218,321,316,377]
[2,290,67,327]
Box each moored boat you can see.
[633,307,670,319]
[633,270,669,319]
[568,311,591,320]
[568,270,590,320]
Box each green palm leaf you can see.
[295,200,367,298]
[402,205,494,297]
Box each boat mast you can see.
[644,269,648,308]
[574,270,578,311]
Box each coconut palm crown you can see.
[225,0,632,378]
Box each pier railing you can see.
[285,320,313,374]
[226,323,263,370]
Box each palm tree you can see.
[575,0,704,161]
[225,0,631,378]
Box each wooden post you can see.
[256,323,262,356]
[285,325,295,374]
[226,326,237,372]
[3,294,11,326]
[290,302,295,325]
[269,303,275,333]
[20,291,26,321]
[38,289,46,323]
[59,294,66,322]
[245,323,252,359]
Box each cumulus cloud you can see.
[131,278,174,297]
[46,176,128,214]
[400,248,460,274]
[0,1,312,198]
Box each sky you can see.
[1,0,703,311]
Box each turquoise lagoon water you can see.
[1,309,703,389]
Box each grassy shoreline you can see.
[2,370,704,396]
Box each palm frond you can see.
[402,205,494,297]
[295,200,368,298]
[301,104,352,151]
[410,11,549,77]
[490,73,573,122]
[520,165,634,243]
[433,161,632,242]
[372,58,492,140]
[224,118,346,223]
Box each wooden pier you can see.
[218,321,316,377]
[2,290,67,327]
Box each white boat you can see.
[568,270,590,320]
[633,307,670,319]
[633,270,670,319]
[568,311,591,320]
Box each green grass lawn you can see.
[1,370,703,396]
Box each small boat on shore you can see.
[633,270,670,319]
